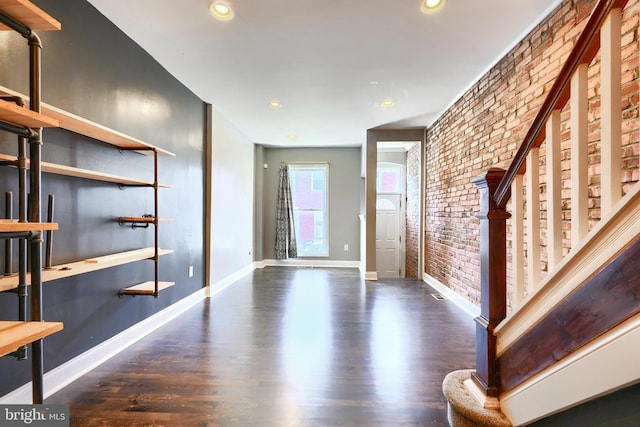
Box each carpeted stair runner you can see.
[442,369,512,427]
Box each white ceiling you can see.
[86,0,561,147]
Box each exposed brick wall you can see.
[424,0,639,306]
[406,143,421,278]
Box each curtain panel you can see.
[275,164,297,259]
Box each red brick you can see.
[424,0,639,309]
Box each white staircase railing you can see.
[504,5,636,314]
[468,0,639,422]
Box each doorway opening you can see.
[376,142,421,279]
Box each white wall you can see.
[208,108,255,288]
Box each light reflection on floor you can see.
[280,270,414,411]
[280,269,333,419]
[49,267,476,426]
[370,295,408,404]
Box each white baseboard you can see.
[501,313,640,425]
[207,263,256,297]
[262,258,361,268]
[422,274,480,319]
[0,288,207,404]
[364,271,378,281]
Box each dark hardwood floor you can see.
[48,267,476,426]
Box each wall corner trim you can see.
[364,271,378,281]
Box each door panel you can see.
[376,194,401,278]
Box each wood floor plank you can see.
[48,267,475,426]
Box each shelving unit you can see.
[1,0,177,403]
[118,281,176,296]
[0,82,176,300]
[0,0,62,404]
[0,153,171,186]
[0,115,176,298]
[113,144,175,297]
[0,248,174,293]
[0,85,174,156]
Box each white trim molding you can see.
[0,288,207,404]
[364,271,378,281]
[500,313,640,426]
[496,183,640,353]
[207,263,255,297]
[262,258,361,269]
[423,274,480,319]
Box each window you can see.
[289,163,328,257]
[376,163,403,194]
[376,197,397,211]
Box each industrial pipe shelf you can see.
[118,216,175,224]
[0,153,172,187]
[0,247,174,292]
[0,98,58,128]
[118,281,176,296]
[0,0,62,404]
[0,219,58,232]
[0,0,60,31]
[0,85,175,157]
[0,321,63,358]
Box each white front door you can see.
[376,194,403,278]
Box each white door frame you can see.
[375,162,406,278]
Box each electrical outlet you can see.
[188,265,194,277]
[344,244,349,251]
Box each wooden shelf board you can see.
[0,0,61,31]
[0,247,173,291]
[119,216,154,224]
[120,281,175,296]
[0,98,59,128]
[41,161,154,186]
[0,153,171,186]
[118,217,174,224]
[0,279,18,293]
[0,219,58,232]
[0,321,63,357]
[0,85,174,156]
[84,247,170,264]
[44,103,175,156]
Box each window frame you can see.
[288,163,329,258]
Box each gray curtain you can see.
[275,164,297,259]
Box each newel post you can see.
[471,168,510,399]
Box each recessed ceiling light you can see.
[269,100,282,109]
[287,134,297,140]
[420,0,446,14]
[381,99,396,108]
[209,1,234,21]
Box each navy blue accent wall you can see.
[0,0,205,394]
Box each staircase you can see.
[443,0,640,425]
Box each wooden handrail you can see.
[494,0,629,209]
[471,0,634,402]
